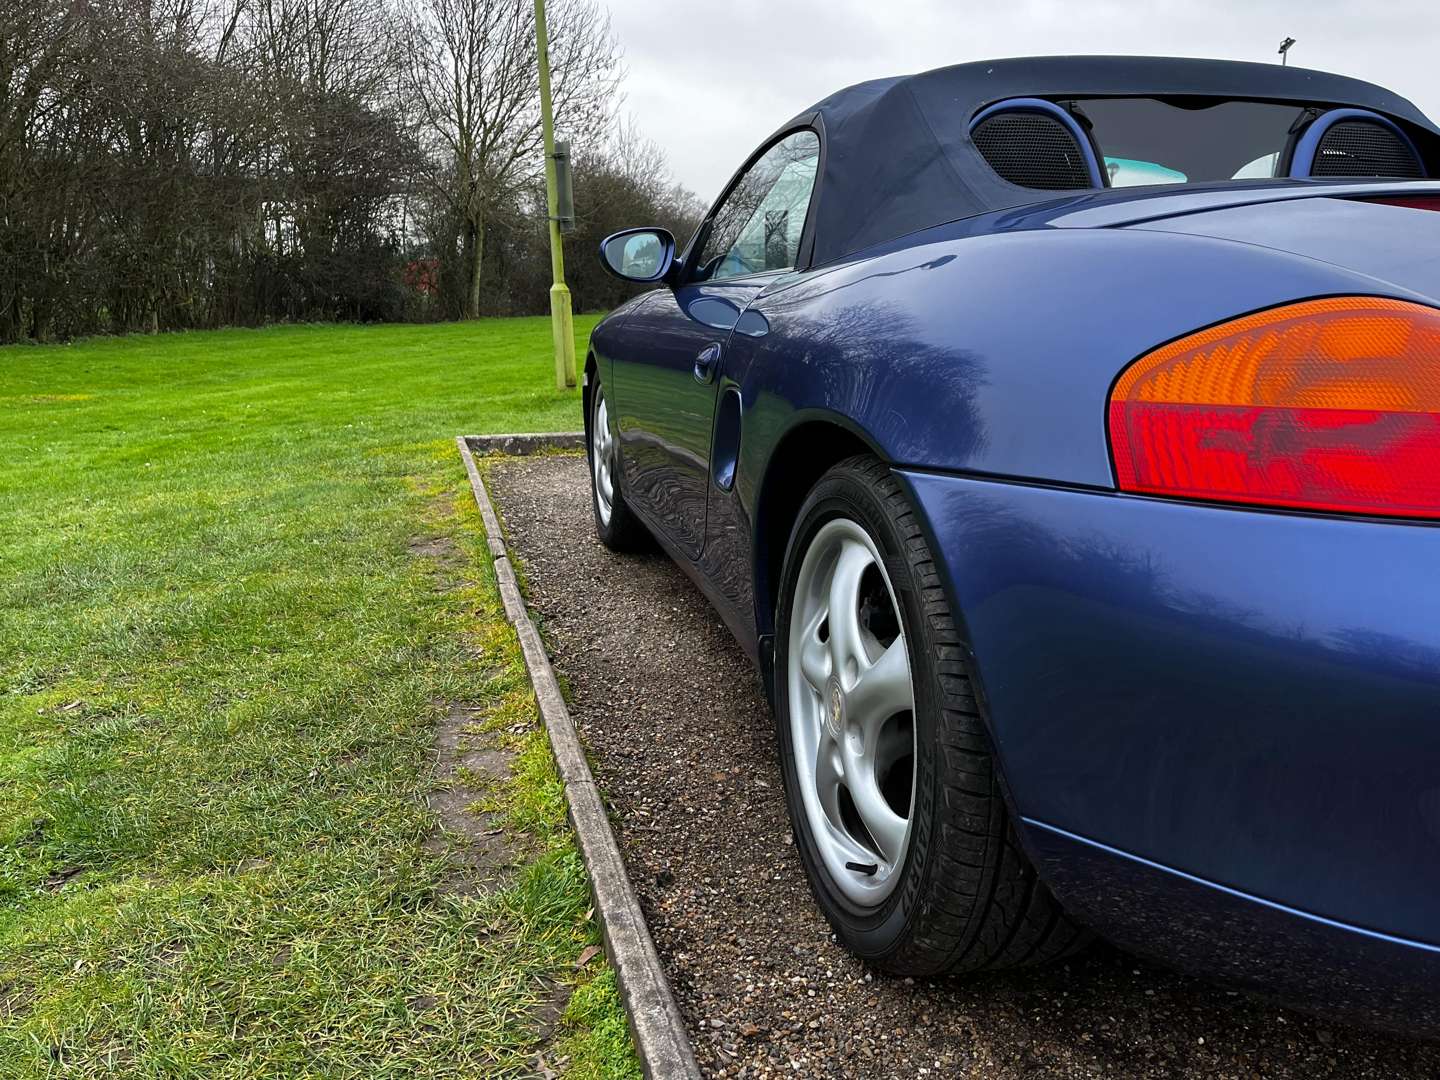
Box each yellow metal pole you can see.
[535,0,576,389]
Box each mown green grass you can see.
[0,318,640,1077]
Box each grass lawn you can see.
[0,318,640,1077]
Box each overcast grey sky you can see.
[602,0,1440,202]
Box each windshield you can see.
[1071,97,1310,187]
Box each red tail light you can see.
[1108,297,1440,520]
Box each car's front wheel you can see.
[774,455,1088,974]
[587,377,649,551]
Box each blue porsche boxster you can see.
[585,56,1440,1034]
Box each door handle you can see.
[693,342,722,384]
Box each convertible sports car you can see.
[585,56,1440,1033]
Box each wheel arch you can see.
[751,413,887,648]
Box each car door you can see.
[614,129,821,559]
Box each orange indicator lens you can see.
[1109,297,1440,519]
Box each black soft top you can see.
[785,55,1440,264]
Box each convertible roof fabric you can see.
[788,55,1440,265]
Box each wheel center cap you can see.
[826,676,846,738]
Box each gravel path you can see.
[488,455,1440,1080]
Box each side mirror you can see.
[599,227,676,284]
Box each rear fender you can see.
[729,225,1428,490]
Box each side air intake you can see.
[971,110,1095,190]
[1307,119,1424,179]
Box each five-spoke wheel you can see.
[591,387,616,526]
[787,517,916,905]
[587,374,649,551]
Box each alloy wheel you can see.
[591,390,615,525]
[787,517,917,906]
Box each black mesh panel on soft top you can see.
[971,111,1093,190]
[1310,120,1423,178]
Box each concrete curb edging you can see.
[456,436,701,1080]
[462,431,585,456]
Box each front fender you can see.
[587,289,660,393]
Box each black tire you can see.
[586,376,650,552]
[774,454,1089,975]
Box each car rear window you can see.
[1069,97,1310,186]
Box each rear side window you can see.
[696,130,820,281]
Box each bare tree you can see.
[0,0,85,339]
[0,0,687,341]
[400,0,620,318]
